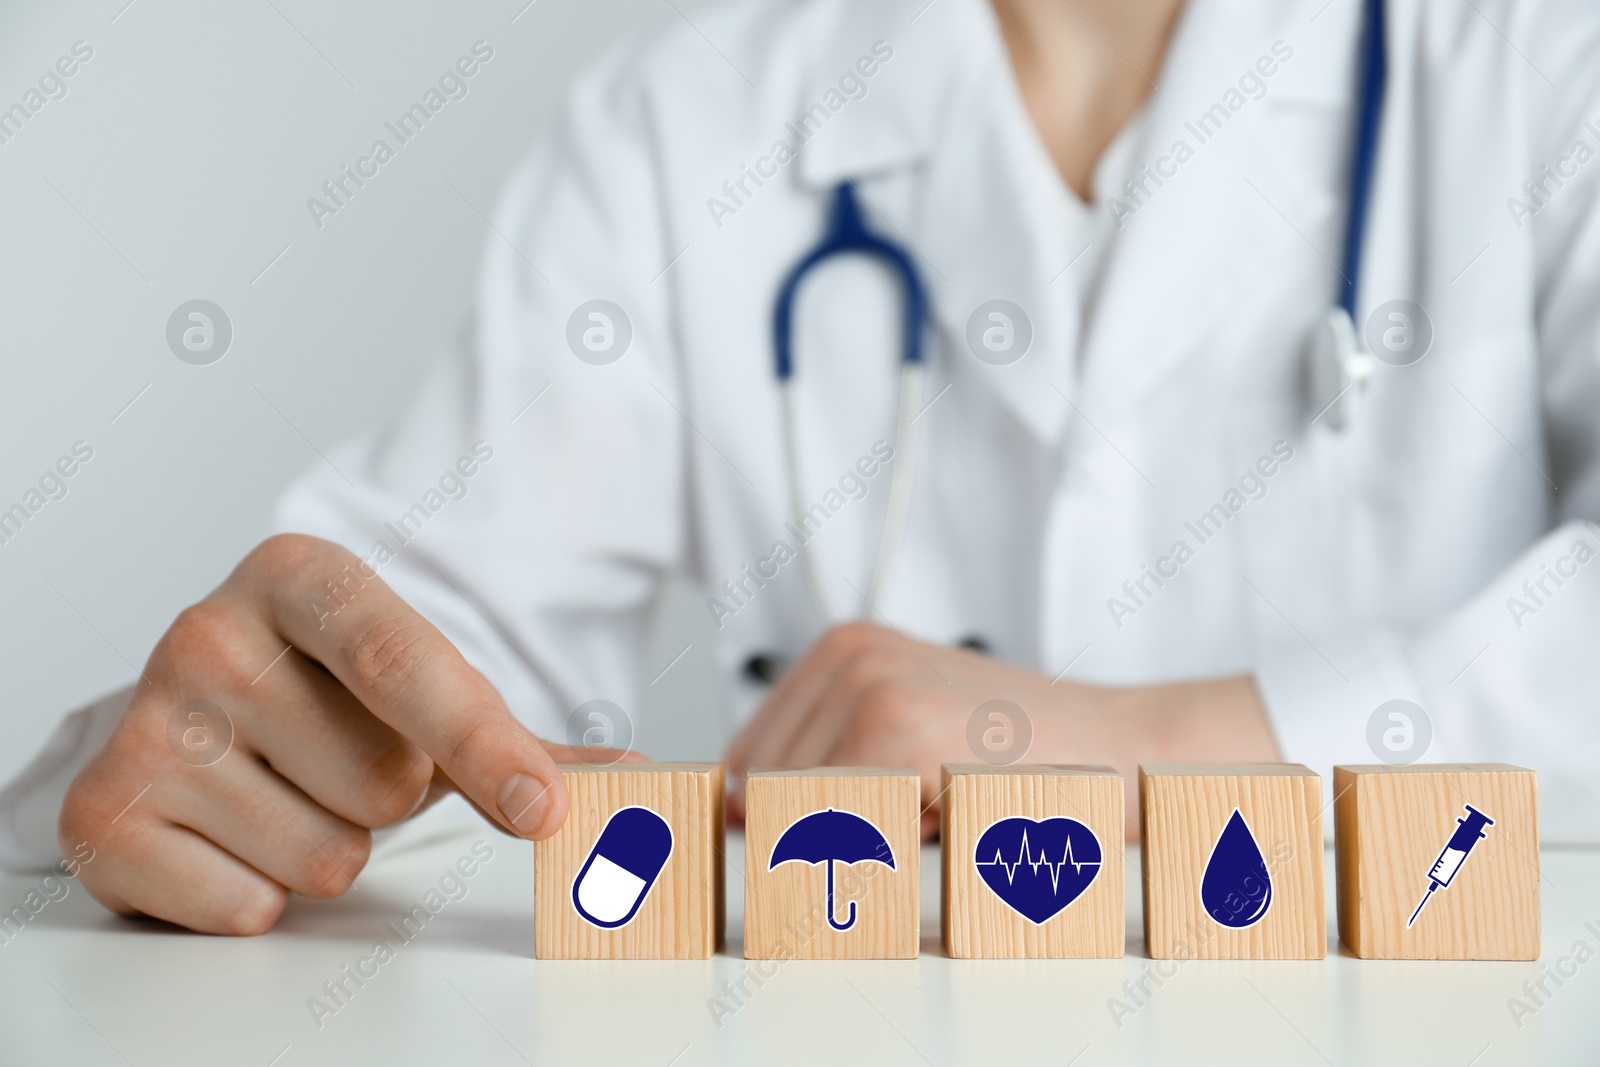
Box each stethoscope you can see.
[744,0,1387,684]
[1312,0,1386,430]
[744,182,941,684]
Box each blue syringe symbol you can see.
[1407,804,1494,929]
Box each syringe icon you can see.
[1408,804,1494,929]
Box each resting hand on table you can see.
[58,534,633,936]
[725,622,1281,840]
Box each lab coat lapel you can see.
[794,0,1082,445]
[1078,0,1355,418]
[911,26,1084,446]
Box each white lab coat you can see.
[6,0,1600,864]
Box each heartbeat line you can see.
[975,829,1100,894]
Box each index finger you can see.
[229,535,569,840]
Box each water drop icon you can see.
[1200,808,1272,929]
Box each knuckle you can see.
[59,753,145,843]
[57,781,101,850]
[819,621,879,657]
[347,616,437,698]
[446,716,493,774]
[158,601,252,690]
[247,532,336,580]
[356,743,434,826]
[856,681,920,732]
[163,600,231,656]
[837,649,902,696]
[814,626,850,656]
[223,882,290,936]
[294,830,370,899]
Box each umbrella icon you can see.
[768,808,896,931]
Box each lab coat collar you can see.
[786,0,1348,185]
[791,0,992,189]
[787,0,1360,440]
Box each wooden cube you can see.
[941,764,1124,958]
[1139,763,1325,959]
[743,767,920,960]
[1334,763,1539,960]
[534,762,724,959]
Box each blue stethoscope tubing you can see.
[1320,0,1386,429]
[772,0,1387,620]
[1340,0,1386,321]
[772,182,929,622]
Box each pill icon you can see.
[571,806,674,929]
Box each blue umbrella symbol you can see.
[768,808,896,931]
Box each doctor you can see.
[5,0,1600,935]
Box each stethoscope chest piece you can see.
[1311,306,1374,431]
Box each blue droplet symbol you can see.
[1200,808,1272,929]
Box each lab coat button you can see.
[743,653,788,685]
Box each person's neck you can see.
[991,0,1188,202]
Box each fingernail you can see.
[498,773,552,836]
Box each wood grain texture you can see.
[534,763,724,960]
[1139,763,1325,960]
[941,764,1124,958]
[743,768,919,960]
[1334,763,1539,960]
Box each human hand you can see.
[58,534,632,935]
[724,623,1277,839]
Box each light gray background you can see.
[0,0,725,783]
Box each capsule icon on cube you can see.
[571,806,674,929]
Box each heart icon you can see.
[973,817,1103,925]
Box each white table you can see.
[2,801,1596,1066]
